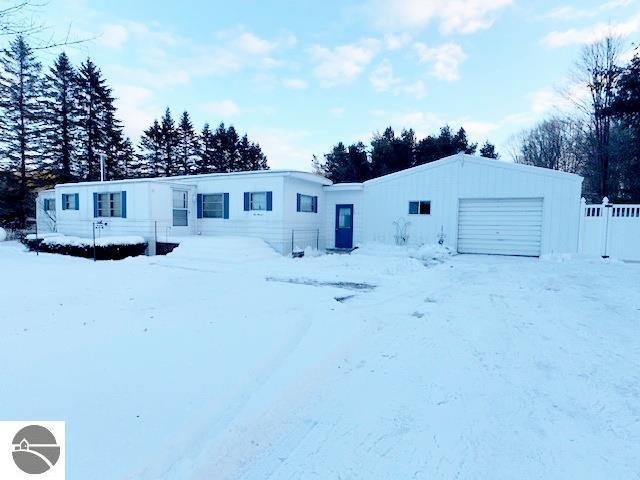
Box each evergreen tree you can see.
[415,125,477,166]
[138,119,163,176]
[42,52,80,184]
[118,137,137,179]
[319,141,369,182]
[370,127,397,177]
[197,123,214,174]
[479,141,499,159]
[160,107,178,176]
[76,58,112,180]
[176,111,199,175]
[210,122,227,172]
[224,125,240,171]
[0,36,43,227]
[103,107,128,180]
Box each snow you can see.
[40,234,146,247]
[1,237,639,479]
[0,227,6,242]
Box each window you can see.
[62,193,78,210]
[297,194,318,213]
[173,190,188,226]
[97,192,123,217]
[409,201,431,215]
[202,194,224,218]
[338,207,352,228]
[250,192,267,211]
[44,198,55,212]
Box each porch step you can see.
[325,247,358,254]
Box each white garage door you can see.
[457,198,543,256]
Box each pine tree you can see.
[479,141,499,159]
[138,119,163,176]
[238,134,268,171]
[210,122,227,172]
[41,52,80,184]
[103,107,127,180]
[76,58,111,180]
[197,123,214,174]
[160,107,178,176]
[176,111,199,175]
[0,36,43,227]
[118,137,137,178]
[225,125,241,171]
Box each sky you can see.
[27,0,640,169]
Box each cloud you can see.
[310,38,381,86]
[414,42,466,81]
[282,78,308,89]
[330,107,346,118]
[248,127,314,169]
[112,84,158,138]
[369,60,427,98]
[100,24,129,49]
[384,33,412,50]
[367,0,512,34]
[203,100,241,117]
[541,0,632,21]
[542,15,640,47]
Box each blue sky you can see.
[35,0,640,169]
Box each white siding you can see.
[283,177,325,252]
[361,155,583,255]
[324,187,364,249]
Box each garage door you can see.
[457,198,543,256]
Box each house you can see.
[36,154,584,257]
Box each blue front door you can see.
[335,204,353,248]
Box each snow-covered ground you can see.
[1,238,639,479]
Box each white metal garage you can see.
[457,198,544,256]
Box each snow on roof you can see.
[364,153,583,186]
[54,169,332,188]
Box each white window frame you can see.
[299,194,315,213]
[202,193,224,218]
[172,190,189,226]
[97,192,123,217]
[250,192,268,211]
[409,200,431,215]
[62,194,77,210]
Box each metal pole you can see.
[93,222,97,262]
[291,230,294,254]
[316,228,319,250]
[35,218,39,256]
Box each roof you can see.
[54,169,332,188]
[363,153,584,186]
[324,183,364,192]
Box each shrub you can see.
[23,235,147,260]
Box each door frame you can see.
[335,204,354,249]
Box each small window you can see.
[298,194,317,213]
[44,198,55,211]
[338,207,352,228]
[62,193,78,210]
[409,201,431,215]
[173,190,188,226]
[203,194,224,218]
[250,192,267,211]
[97,192,123,217]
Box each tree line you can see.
[511,38,640,203]
[0,36,268,227]
[315,125,498,183]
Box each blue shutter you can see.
[121,191,127,218]
[266,191,272,211]
[223,193,229,219]
[74,193,79,210]
[93,192,99,217]
[44,199,50,211]
[197,194,203,218]
[296,193,301,212]
[312,196,318,213]
[244,192,250,211]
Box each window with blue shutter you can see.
[94,192,125,217]
[61,193,79,210]
[201,193,229,219]
[245,192,271,211]
[297,194,316,213]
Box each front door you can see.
[335,204,353,248]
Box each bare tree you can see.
[570,36,623,199]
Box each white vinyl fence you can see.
[579,197,640,261]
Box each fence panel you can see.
[579,198,640,261]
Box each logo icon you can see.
[12,425,61,474]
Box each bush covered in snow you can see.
[0,227,6,242]
[23,234,147,260]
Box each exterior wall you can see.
[283,177,326,252]
[35,190,56,233]
[361,156,583,255]
[324,187,365,249]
